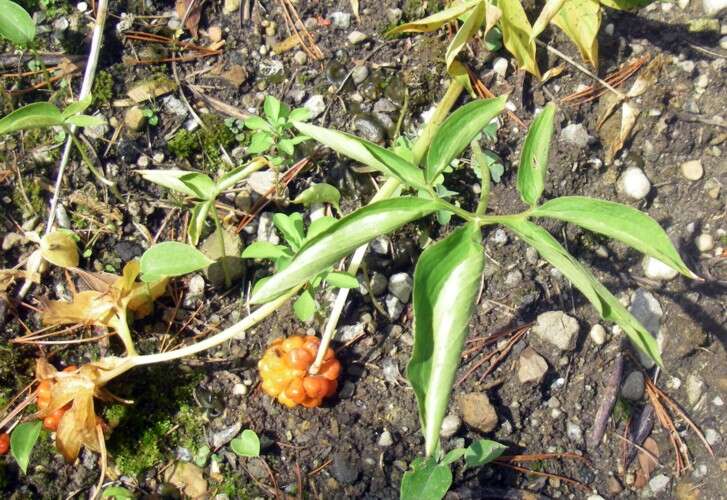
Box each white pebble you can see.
[77,1,88,11]
[680,159,704,181]
[642,256,678,281]
[492,57,508,78]
[589,324,607,345]
[618,167,651,200]
[347,31,368,44]
[696,233,714,252]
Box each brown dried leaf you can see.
[606,101,640,163]
[175,0,202,38]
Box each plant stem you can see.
[111,314,138,357]
[471,140,490,216]
[210,206,232,288]
[69,133,116,190]
[310,80,465,375]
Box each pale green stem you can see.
[111,313,138,357]
[471,140,490,216]
[309,80,465,375]
[210,206,232,288]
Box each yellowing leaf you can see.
[446,1,486,77]
[40,231,79,269]
[531,0,567,39]
[552,0,601,68]
[498,0,540,78]
[387,0,480,34]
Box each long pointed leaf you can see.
[503,218,662,366]
[445,1,486,81]
[0,0,35,46]
[250,198,438,304]
[425,96,507,183]
[137,169,204,198]
[0,102,63,135]
[293,122,427,189]
[409,223,485,457]
[387,0,480,35]
[552,0,601,68]
[517,103,556,206]
[498,0,540,78]
[533,196,696,278]
[531,0,567,39]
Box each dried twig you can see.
[588,353,624,449]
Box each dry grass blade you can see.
[494,461,590,492]
[277,0,323,61]
[497,451,589,464]
[562,55,650,105]
[465,65,526,128]
[456,324,530,386]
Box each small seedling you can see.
[230,429,261,458]
[142,106,159,126]
[244,95,310,167]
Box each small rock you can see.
[124,106,146,131]
[518,347,548,384]
[353,114,385,142]
[351,65,369,85]
[164,463,208,498]
[587,496,605,500]
[386,8,403,24]
[257,212,280,244]
[649,474,670,494]
[77,1,88,11]
[680,160,704,181]
[371,236,390,255]
[83,117,109,140]
[188,275,205,297]
[440,414,462,438]
[705,428,721,446]
[628,288,662,367]
[338,323,364,343]
[329,12,351,29]
[388,273,413,303]
[704,178,722,199]
[642,256,678,281]
[504,269,522,288]
[532,311,580,351]
[176,447,193,462]
[377,430,394,447]
[385,294,403,319]
[618,167,651,200]
[525,247,539,265]
[566,421,583,443]
[695,233,714,252]
[373,98,398,113]
[368,272,388,296]
[207,25,222,43]
[232,383,247,396]
[210,423,241,448]
[492,57,508,78]
[459,392,498,433]
[200,228,244,286]
[560,123,591,149]
[493,228,508,246]
[330,453,360,484]
[590,324,607,345]
[686,374,705,406]
[163,95,188,117]
[223,0,240,15]
[703,0,727,16]
[621,371,645,401]
[292,51,307,65]
[304,95,326,119]
[347,31,368,44]
[247,170,276,196]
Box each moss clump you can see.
[11,178,43,216]
[92,71,114,106]
[104,366,205,477]
[167,114,236,167]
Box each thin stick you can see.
[535,40,626,101]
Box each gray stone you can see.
[385,294,403,319]
[492,57,508,78]
[628,288,662,367]
[303,95,326,119]
[703,0,727,16]
[124,106,146,131]
[176,447,193,462]
[532,311,580,351]
[83,116,109,140]
[560,123,591,149]
[330,453,360,484]
[642,255,678,281]
[517,347,548,384]
[371,236,390,255]
[368,272,388,296]
[649,474,670,494]
[347,31,368,44]
[329,12,351,29]
[566,421,583,443]
[351,65,369,84]
[187,275,205,297]
[373,98,398,113]
[377,430,394,447]
[210,422,241,448]
[386,8,402,24]
[696,233,714,252]
[493,228,508,246]
[163,95,188,117]
[292,51,307,65]
[388,273,413,303]
[353,114,385,142]
[504,269,523,288]
[705,428,721,446]
[440,414,461,438]
[339,323,365,343]
[257,212,279,244]
[618,167,651,200]
[247,170,276,196]
[459,392,497,433]
[686,374,705,406]
[621,371,645,401]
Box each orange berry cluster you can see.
[258,335,341,408]
[0,433,9,455]
[37,366,76,431]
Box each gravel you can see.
[532,311,580,351]
[589,324,607,345]
[680,159,704,181]
[347,31,368,44]
[560,123,591,149]
[621,371,645,401]
[459,392,498,433]
[388,273,413,303]
[696,233,714,252]
[617,166,651,200]
[440,414,462,438]
[303,95,326,119]
[517,347,548,384]
[642,255,678,281]
[377,430,394,447]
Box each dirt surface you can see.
[1,0,726,498]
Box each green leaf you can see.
[400,457,452,500]
[502,218,663,366]
[137,169,203,197]
[440,448,467,466]
[599,0,653,9]
[292,183,341,209]
[552,0,601,67]
[425,96,507,184]
[244,116,270,131]
[277,138,294,155]
[325,271,359,289]
[140,241,214,278]
[180,172,217,199]
[188,200,213,246]
[248,132,275,154]
[306,216,338,240]
[409,223,485,457]
[0,102,63,135]
[387,0,479,34]
[263,95,281,123]
[516,103,556,206]
[230,429,261,457]
[250,198,438,304]
[293,289,316,321]
[288,107,310,122]
[10,420,41,474]
[445,1,486,85]
[101,486,135,499]
[61,95,93,120]
[534,196,696,278]
[498,0,540,78]
[64,114,106,128]
[293,122,428,190]
[464,439,506,467]
[0,0,35,46]
[273,213,305,250]
[531,0,567,39]
[242,241,289,260]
